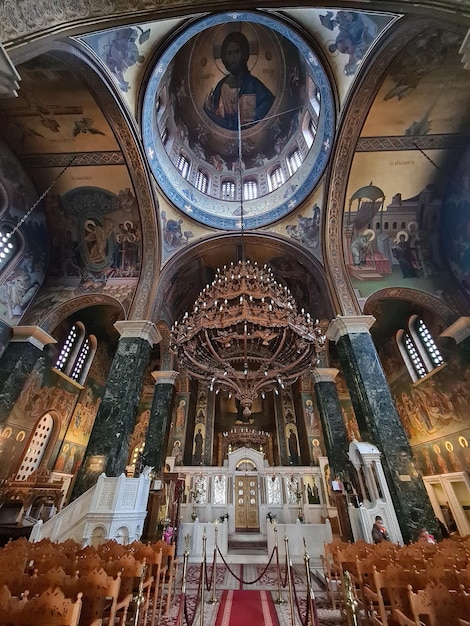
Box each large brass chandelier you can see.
[170,259,325,417]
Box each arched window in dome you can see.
[176,153,190,180]
[195,170,209,194]
[160,126,168,146]
[55,322,97,385]
[287,149,303,176]
[0,226,23,280]
[302,113,318,149]
[268,166,285,192]
[243,179,258,201]
[221,180,236,201]
[396,316,445,383]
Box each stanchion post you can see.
[273,521,285,604]
[208,519,218,604]
[284,532,295,626]
[182,534,190,595]
[177,535,191,626]
[132,563,147,626]
[343,571,359,626]
[303,538,319,626]
[200,528,207,626]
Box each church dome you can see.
[142,11,335,230]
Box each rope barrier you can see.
[216,543,277,585]
[177,527,323,626]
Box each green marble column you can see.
[143,370,178,476]
[313,368,353,480]
[0,326,56,428]
[327,316,438,543]
[72,320,161,498]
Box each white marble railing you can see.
[177,519,332,565]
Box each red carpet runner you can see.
[215,590,280,626]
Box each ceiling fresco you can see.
[141,11,335,230]
[0,6,468,337]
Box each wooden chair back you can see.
[75,567,122,626]
[0,586,83,626]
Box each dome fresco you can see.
[142,12,335,230]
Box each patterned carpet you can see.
[157,562,347,625]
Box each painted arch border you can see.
[141,11,335,231]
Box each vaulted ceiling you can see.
[0,2,469,360]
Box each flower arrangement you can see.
[266,512,277,523]
[219,512,229,522]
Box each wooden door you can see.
[235,476,259,530]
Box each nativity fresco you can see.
[0,56,145,324]
[58,186,142,283]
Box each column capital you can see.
[151,370,179,385]
[326,315,376,343]
[312,368,339,384]
[11,326,56,350]
[114,320,161,346]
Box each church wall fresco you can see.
[0,54,147,324]
[0,140,47,325]
[344,23,470,307]
[389,351,470,477]
[0,336,111,481]
[441,143,470,300]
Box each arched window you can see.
[16,413,54,480]
[0,229,16,268]
[55,324,82,372]
[413,316,444,369]
[287,149,303,176]
[397,316,445,383]
[309,116,318,136]
[221,180,235,201]
[55,322,97,384]
[195,170,209,194]
[176,153,190,179]
[243,179,258,200]
[268,166,285,192]
[0,226,22,280]
[160,126,168,145]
